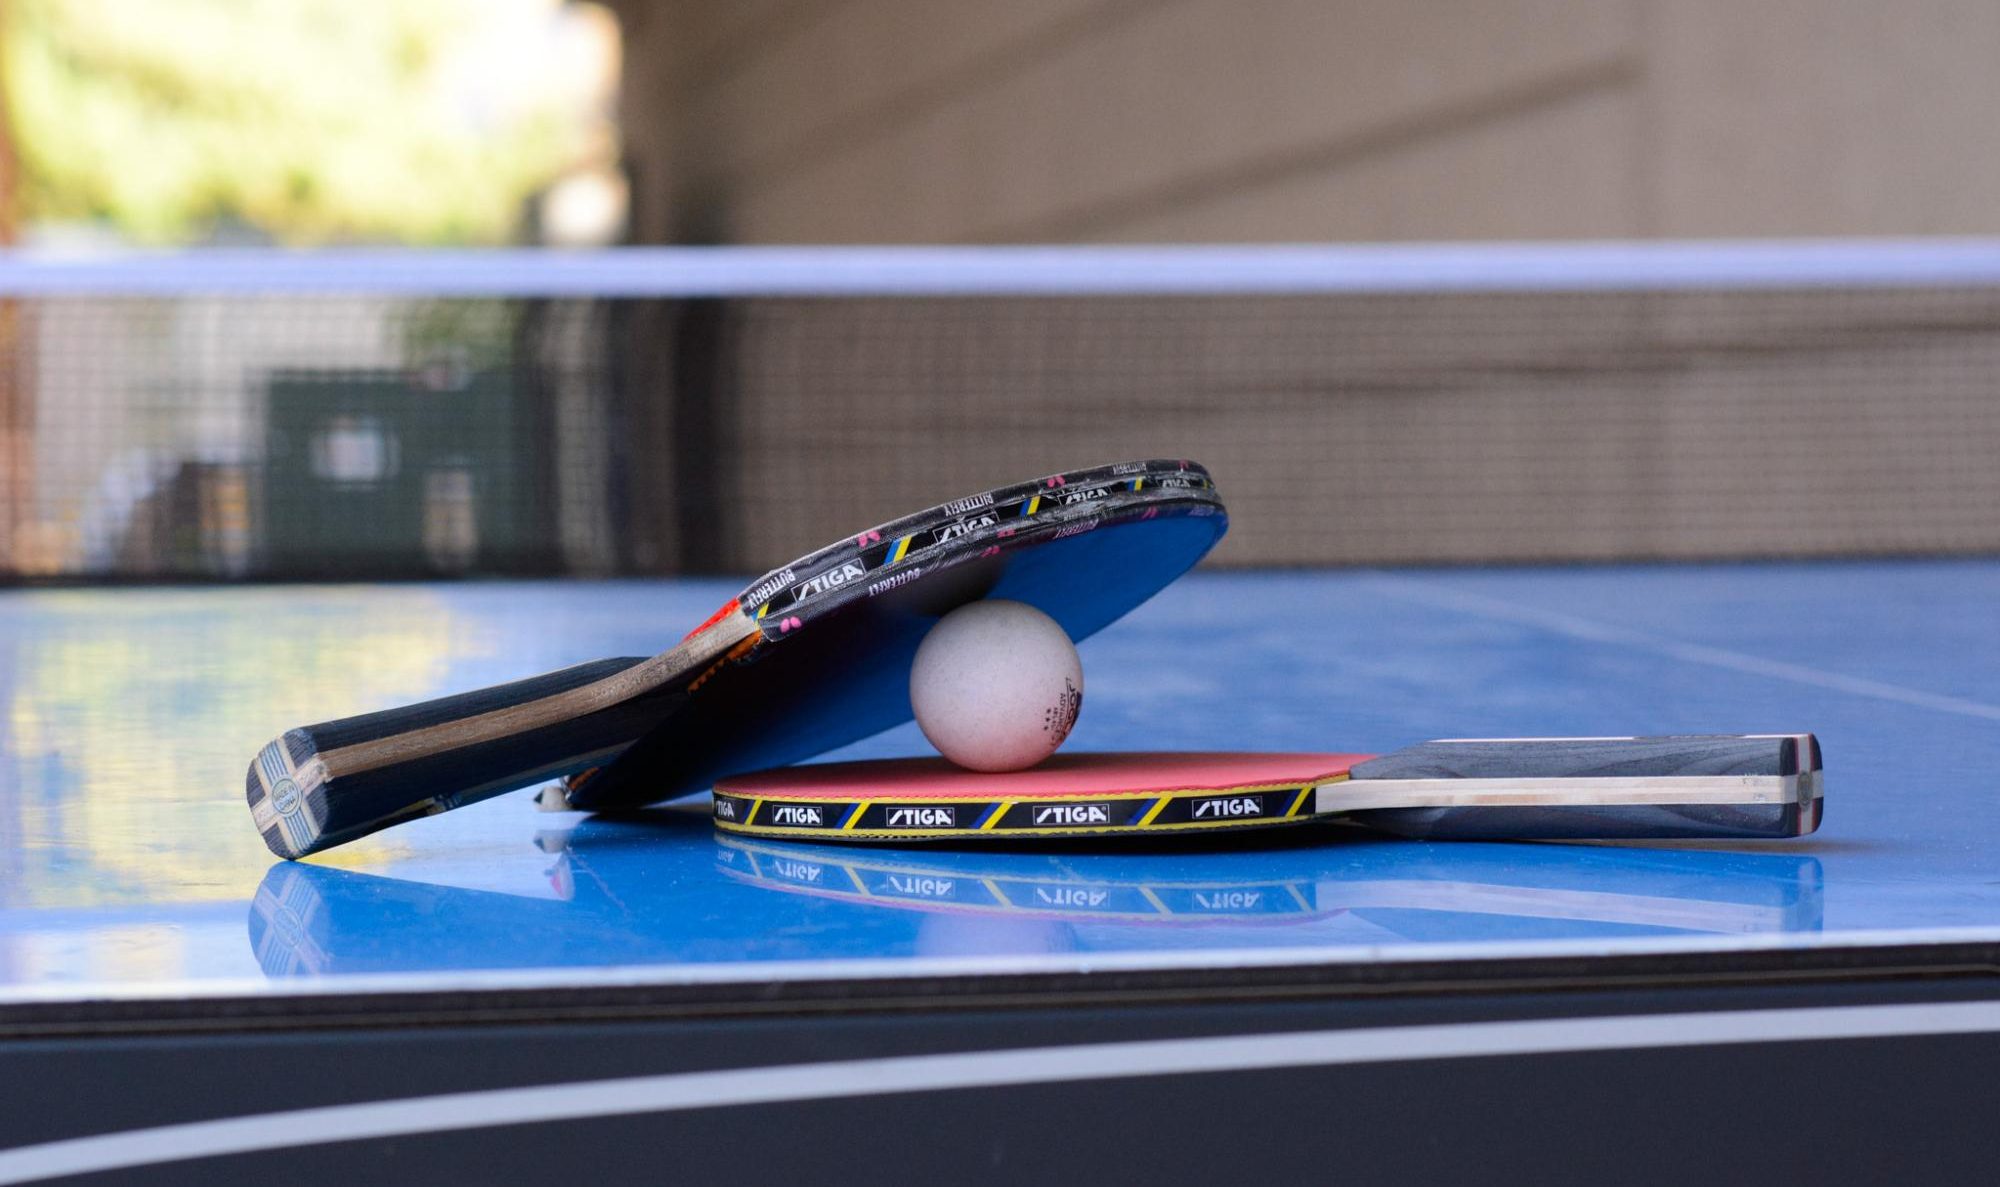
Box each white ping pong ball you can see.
[910,599,1083,772]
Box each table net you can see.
[4,243,1998,580]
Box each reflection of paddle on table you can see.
[712,835,1824,934]
[712,735,1823,843]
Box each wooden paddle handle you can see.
[245,657,656,860]
[1343,734,1824,841]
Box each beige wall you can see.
[613,0,2000,244]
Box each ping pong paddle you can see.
[247,459,1227,859]
[711,735,1823,843]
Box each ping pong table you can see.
[2,560,1998,1183]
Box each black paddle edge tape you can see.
[712,789,1312,838]
[8,938,2000,1039]
[757,485,1226,643]
[748,469,1220,629]
[709,801,1816,844]
[735,459,1214,622]
[760,477,1211,620]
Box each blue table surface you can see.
[1,560,1996,999]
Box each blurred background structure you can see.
[620,1,2000,245]
[4,0,2000,582]
[2,0,623,248]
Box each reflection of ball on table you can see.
[910,599,1083,772]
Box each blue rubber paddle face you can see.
[563,501,1228,811]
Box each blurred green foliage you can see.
[3,0,598,244]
